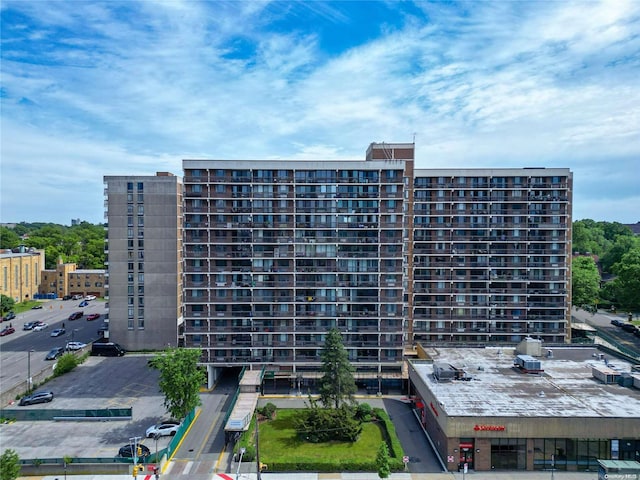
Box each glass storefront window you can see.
[491,438,526,470]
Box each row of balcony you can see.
[413,246,564,255]
[413,194,569,202]
[413,180,568,189]
[185,191,403,199]
[196,352,400,364]
[184,174,403,184]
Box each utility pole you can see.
[255,419,262,480]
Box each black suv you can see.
[117,444,151,459]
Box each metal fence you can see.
[1,407,132,422]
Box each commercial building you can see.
[103,142,574,388]
[103,172,183,350]
[408,344,640,472]
[0,246,45,302]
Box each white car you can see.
[65,341,87,351]
[146,420,181,438]
[84,295,97,301]
[33,322,49,331]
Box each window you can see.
[127,182,133,191]
[128,216,134,227]
[137,205,144,215]
[137,182,143,191]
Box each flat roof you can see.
[224,392,259,432]
[412,346,640,418]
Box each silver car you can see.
[19,391,54,406]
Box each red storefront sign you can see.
[474,424,505,431]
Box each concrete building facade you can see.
[103,172,183,350]
[103,143,574,388]
[410,168,573,346]
[182,143,414,387]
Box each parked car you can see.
[86,313,100,321]
[146,420,181,438]
[33,322,49,331]
[19,391,54,406]
[68,311,84,321]
[45,347,65,360]
[65,341,87,351]
[79,300,89,307]
[84,295,97,301]
[23,321,36,330]
[31,304,44,309]
[1,311,16,322]
[117,443,151,459]
[0,326,15,336]
[621,323,637,333]
[51,328,66,337]
[71,294,83,300]
[62,295,72,301]
[611,319,622,327]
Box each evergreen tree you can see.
[0,449,21,480]
[376,441,391,479]
[318,328,357,409]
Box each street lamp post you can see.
[236,446,246,480]
[27,349,35,393]
[153,433,160,467]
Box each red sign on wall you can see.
[474,424,505,431]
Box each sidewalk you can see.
[18,471,599,480]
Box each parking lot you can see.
[1,354,173,461]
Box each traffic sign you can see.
[403,455,409,464]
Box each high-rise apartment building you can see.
[103,144,572,388]
[103,172,183,350]
[409,169,573,345]
[182,143,414,388]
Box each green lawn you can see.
[258,409,385,466]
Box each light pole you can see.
[236,446,246,480]
[153,432,160,467]
[27,349,35,393]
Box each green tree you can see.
[611,248,640,313]
[0,448,21,480]
[53,353,80,377]
[0,227,21,249]
[572,256,601,307]
[318,328,357,409]
[600,236,640,273]
[151,347,205,420]
[572,220,608,255]
[376,441,391,479]
[1,295,16,316]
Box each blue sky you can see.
[1,0,639,225]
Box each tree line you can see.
[572,220,640,314]
[0,222,105,270]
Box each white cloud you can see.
[1,0,639,223]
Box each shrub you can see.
[1,449,20,480]
[294,402,362,443]
[260,402,277,420]
[53,353,79,377]
[355,402,372,421]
